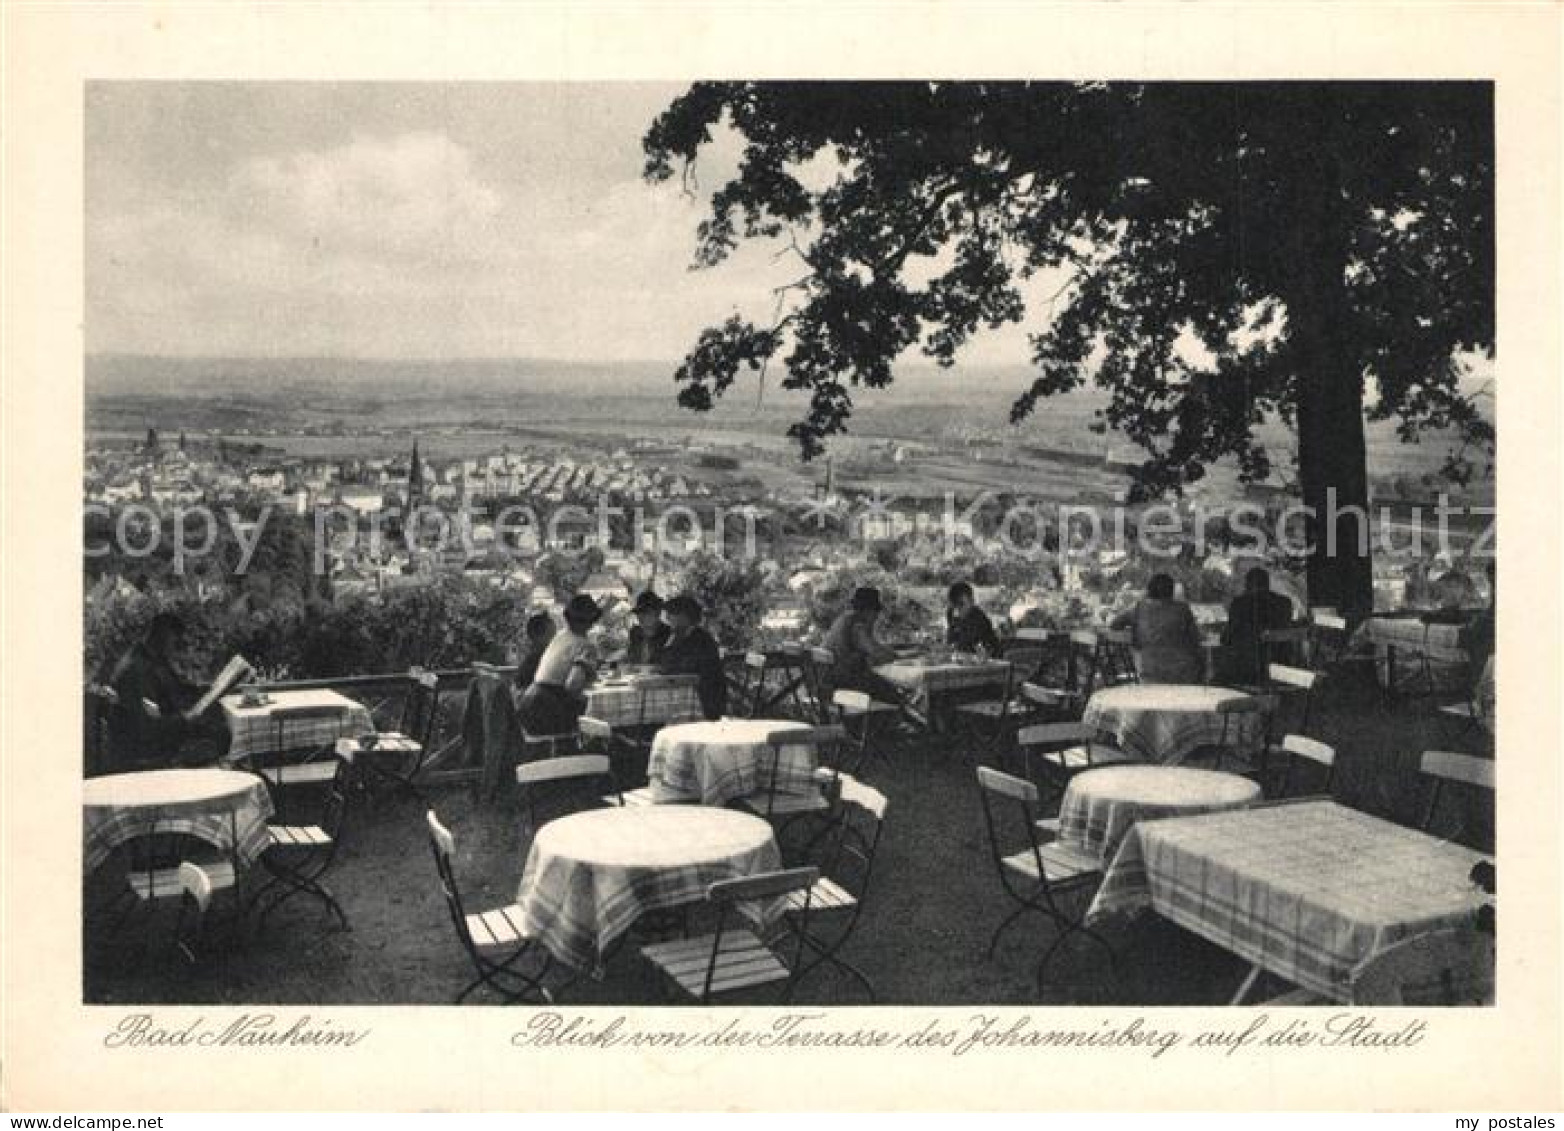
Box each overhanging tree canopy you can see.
[642,81,1494,618]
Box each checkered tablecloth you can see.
[1082,683,1263,764]
[516,806,782,973]
[1058,766,1261,863]
[584,675,703,728]
[83,768,275,874]
[876,657,1012,695]
[648,719,817,805]
[220,688,374,760]
[1088,800,1489,999]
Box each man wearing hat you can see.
[822,586,905,707]
[623,591,671,667]
[655,594,727,720]
[517,593,602,735]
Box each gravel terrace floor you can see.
[84,674,1494,1007]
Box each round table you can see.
[1082,683,1263,764]
[647,718,815,805]
[82,768,275,873]
[516,806,781,972]
[1057,765,1262,862]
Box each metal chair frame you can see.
[975,766,1115,993]
[250,752,353,932]
[641,867,819,1004]
[785,781,887,1002]
[426,809,553,1004]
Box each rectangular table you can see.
[220,688,374,760]
[584,674,702,729]
[1089,800,1489,1001]
[875,656,1012,732]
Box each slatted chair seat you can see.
[1034,816,1061,839]
[427,810,553,1003]
[781,874,856,913]
[465,904,534,959]
[267,823,333,849]
[258,761,341,789]
[755,788,832,816]
[638,866,817,1003]
[603,786,661,807]
[347,731,422,754]
[641,932,793,997]
[252,753,353,933]
[1040,743,1133,771]
[1000,842,1101,884]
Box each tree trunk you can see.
[1283,123,1375,623]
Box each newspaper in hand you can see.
[185,654,256,719]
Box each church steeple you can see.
[408,438,424,504]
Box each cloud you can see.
[230,132,503,261]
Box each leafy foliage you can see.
[644,82,1495,614]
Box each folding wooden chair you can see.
[1014,721,1132,803]
[975,767,1114,993]
[578,716,661,807]
[515,752,622,833]
[803,647,842,724]
[742,726,854,856]
[781,778,887,1002]
[1097,628,1140,687]
[426,809,553,1004]
[84,684,119,776]
[951,661,1021,745]
[251,751,353,932]
[639,867,819,1004]
[1419,750,1495,833]
[343,668,441,798]
[248,704,352,821]
[1272,734,1337,799]
[831,690,894,775]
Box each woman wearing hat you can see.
[655,593,727,720]
[623,591,671,667]
[517,593,602,736]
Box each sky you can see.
[87,82,1046,365]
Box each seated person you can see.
[1109,573,1204,684]
[106,612,225,768]
[512,611,556,691]
[655,593,727,721]
[623,591,671,666]
[1458,561,1496,670]
[517,594,601,736]
[945,581,1000,656]
[822,586,905,706]
[1218,567,1296,684]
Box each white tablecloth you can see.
[220,688,373,760]
[585,675,703,728]
[83,768,275,873]
[1057,766,1261,862]
[1082,683,1262,764]
[647,718,816,805]
[875,656,1012,696]
[1088,800,1489,1000]
[516,806,781,973]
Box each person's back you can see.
[1120,598,1203,683]
[658,623,726,719]
[1221,570,1295,683]
[823,609,867,674]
